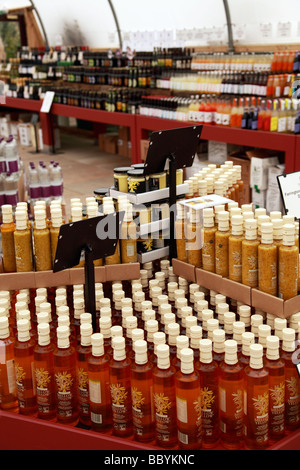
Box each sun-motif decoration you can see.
[15,363,26,385]
[131,387,145,410]
[128,180,140,193]
[233,390,243,412]
[200,387,215,411]
[270,383,285,407]
[55,371,74,393]
[35,368,51,389]
[77,368,89,390]
[287,377,300,398]
[154,392,172,415]
[110,383,128,405]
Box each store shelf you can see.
[2,97,42,112]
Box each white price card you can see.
[259,23,273,39]
[40,91,55,114]
[277,22,292,38]
[277,171,300,219]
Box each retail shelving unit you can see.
[0,98,298,172]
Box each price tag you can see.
[259,23,273,39]
[277,21,292,38]
[40,91,55,114]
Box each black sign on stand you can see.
[53,212,125,332]
[143,126,203,263]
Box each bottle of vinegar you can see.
[76,323,93,427]
[0,317,17,411]
[281,328,300,432]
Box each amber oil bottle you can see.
[0,316,17,411]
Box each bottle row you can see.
[27,161,64,206]
[0,271,299,451]
[177,167,300,301]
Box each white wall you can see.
[1,0,300,49]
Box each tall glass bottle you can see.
[14,319,37,416]
[243,344,269,450]
[186,208,202,267]
[54,326,79,426]
[14,210,33,272]
[130,339,155,442]
[258,223,278,296]
[87,333,112,433]
[175,348,202,450]
[202,208,216,273]
[278,224,299,300]
[50,207,63,264]
[0,316,17,411]
[242,219,259,288]
[76,322,93,427]
[196,338,219,449]
[120,203,137,264]
[33,209,52,272]
[1,204,16,273]
[264,335,285,444]
[109,336,133,437]
[175,202,187,262]
[153,344,177,448]
[281,328,300,433]
[228,215,244,283]
[33,323,56,421]
[218,340,244,450]
[215,211,230,278]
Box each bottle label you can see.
[269,376,285,434]
[285,367,300,425]
[55,367,78,420]
[35,367,55,414]
[89,379,102,404]
[244,384,269,444]
[219,383,243,436]
[77,367,90,417]
[110,382,132,432]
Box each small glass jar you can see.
[127,169,148,194]
[94,188,109,206]
[149,172,167,191]
[114,167,131,193]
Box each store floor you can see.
[20,130,131,216]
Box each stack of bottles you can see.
[27,161,64,206]
[0,135,23,209]
[177,165,300,301]
[0,259,299,450]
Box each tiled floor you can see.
[20,131,132,215]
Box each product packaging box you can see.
[252,188,267,209]
[249,151,280,192]
[266,164,285,213]
[104,133,118,155]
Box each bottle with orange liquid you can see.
[14,319,37,416]
[196,338,220,449]
[264,335,285,444]
[281,328,300,433]
[87,333,112,433]
[0,316,18,411]
[1,205,16,273]
[109,336,133,437]
[54,326,79,426]
[218,340,244,450]
[76,322,93,427]
[130,339,155,442]
[175,348,202,450]
[153,344,177,448]
[243,343,269,450]
[33,323,56,421]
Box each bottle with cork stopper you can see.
[264,335,285,444]
[109,336,133,437]
[14,319,37,416]
[218,340,244,450]
[33,209,52,272]
[130,339,155,443]
[278,224,299,300]
[0,316,17,411]
[258,223,278,296]
[152,344,177,448]
[242,218,259,288]
[87,333,112,432]
[54,325,79,426]
[196,339,219,449]
[281,328,300,432]
[33,323,56,421]
[215,211,230,278]
[244,343,269,450]
[1,204,16,273]
[14,210,33,272]
[202,208,217,273]
[175,348,202,450]
[228,215,244,283]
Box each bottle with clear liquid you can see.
[130,339,155,442]
[244,344,269,450]
[50,162,64,202]
[27,163,41,204]
[264,335,285,444]
[33,323,56,421]
[175,348,202,450]
[14,319,37,416]
[109,336,133,437]
[196,338,220,449]
[54,326,79,426]
[4,136,20,177]
[218,340,244,450]
[0,317,18,411]
[153,344,177,448]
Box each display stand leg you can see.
[84,246,96,332]
[168,154,177,265]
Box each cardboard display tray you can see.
[172,259,300,320]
